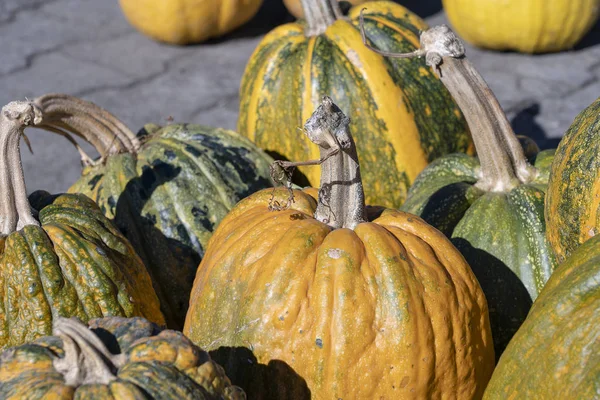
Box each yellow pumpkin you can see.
[443,0,600,53]
[119,0,263,45]
[185,97,494,399]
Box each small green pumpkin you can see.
[546,97,600,263]
[483,234,600,399]
[0,100,164,350]
[32,94,274,330]
[0,316,245,399]
[364,25,558,358]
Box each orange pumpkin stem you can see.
[359,17,537,192]
[32,94,140,166]
[0,101,41,235]
[53,317,126,387]
[271,96,366,229]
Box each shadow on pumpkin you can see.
[113,161,200,331]
[210,346,311,399]
[452,238,532,362]
[265,150,312,188]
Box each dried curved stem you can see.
[32,94,140,161]
[359,18,537,192]
[0,101,41,235]
[271,96,366,229]
[53,317,126,387]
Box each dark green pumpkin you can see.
[483,234,600,399]
[380,26,558,359]
[0,316,245,399]
[33,94,274,330]
[546,97,600,263]
[238,0,471,208]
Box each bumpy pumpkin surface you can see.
[119,0,263,44]
[34,94,274,330]
[186,97,494,399]
[483,234,600,399]
[0,316,245,399]
[443,0,600,53]
[238,0,471,207]
[546,97,600,263]
[0,100,164,350]
[370,25,557,358]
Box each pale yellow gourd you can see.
[119,0,263,45]
[443,0,600,53]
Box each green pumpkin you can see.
[33,94,274,330]
[378,25,558,358]
[238,0,471,208]
[546,97,600,263]
[0,316,245,399]
[0,101,164,350]
[483,234,600,399]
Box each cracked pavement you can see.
[1,0,599,193]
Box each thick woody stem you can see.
[0,102,41,235]
[359,16,537,192]
[32,94,140,162]
[272,96,366,229]
[301,0,339,36]
[53,317,126,387]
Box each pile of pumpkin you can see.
[0,0,599,399]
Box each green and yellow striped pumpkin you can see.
[33,94,274,330]
[484,233,600,399]
[546,97,600,263]
[0,100,164,350]
[238,0,471,207]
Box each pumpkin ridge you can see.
[44,224,128,318]
[152,137,240,210]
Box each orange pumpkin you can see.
[184,97,494,399]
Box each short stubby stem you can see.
[0,101,42,235]
[359,19,538,192]
[270,96,366,230]
[301,0,339,36]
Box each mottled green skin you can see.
[546,97,600,263]
[484,235,600,399]
[401,149,557,359]
[68,124,274,330]
[0,192,165,350]
[0,316,244,399]
[238,2,470,208]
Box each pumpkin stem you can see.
[53,317,126,387]
[301,0,339,36]
[31,94,140,163]
[0,101,41,235]
[359,17,537,192]
[272,96,366,229]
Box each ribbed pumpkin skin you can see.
[68,123,273,330]
[546,97,600,263]
[0,192,164,350]
[238,1,471,208]
[184,188,494,399]
[443,0,600,53]
[401,149,557,358]
[0,316,244,399]
[483,235,600,399]
[119,0,263,44]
